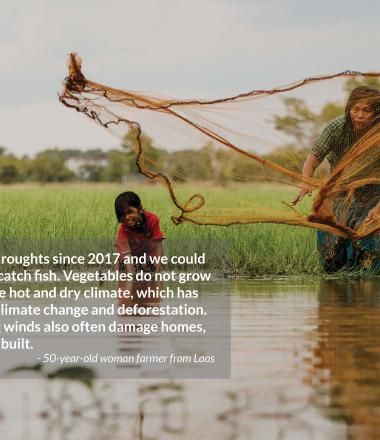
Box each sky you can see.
[1,0,380,156]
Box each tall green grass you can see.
[0,182,320,276]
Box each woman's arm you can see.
[292,153,321,205]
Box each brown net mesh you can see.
[59,53,380,240]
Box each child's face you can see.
[122,206,142,227]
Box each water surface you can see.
[1,278,380,439]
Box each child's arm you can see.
[148,213,165,272]
[115,225,135,274]
[115,228,135,301]
[152,239,164,272]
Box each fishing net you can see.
[59,54,380,240]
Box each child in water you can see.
[115,191,165,273]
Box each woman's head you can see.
[115,191,142,226]
[345,86,380,131]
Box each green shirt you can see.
[311,115,356,169]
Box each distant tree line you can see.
[0,147,135,184]
[0,140,312,185]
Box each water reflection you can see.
[0,378,186,440]
[314,279,380,439]
[115,279,230,379]
[2,279,380,439]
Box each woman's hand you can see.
[291,154,320,206]
[365,203,380,225]
[292,183,313,206]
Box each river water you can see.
[0,278,380,439]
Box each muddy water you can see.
[1,278,380,439]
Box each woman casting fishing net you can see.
[60,55,380,274]
[293,86,380,272]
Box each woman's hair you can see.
[115,191,142,222]
[345,86,380,123]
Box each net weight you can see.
[88,253,120,265]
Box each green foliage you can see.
[122,126,153,152]
[102,150,130,183]
[274,97,317,147]
[320,102,344,124]
[122,126,169,177]
[0,156,20,184]
[264,144,308,174]
[273,97,342,149]
[169,149,213,181]
[0,148,31,184]
[344,77,380,97]
[229,152,263,182]
[28,149,75,183]
[78,163,105,182]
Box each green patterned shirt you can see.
[311,115,356,169]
